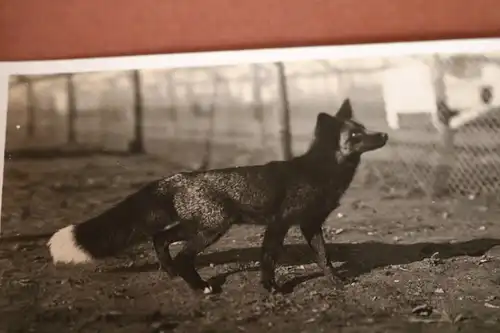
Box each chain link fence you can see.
[370,54,500,198]
[6,53,500,197]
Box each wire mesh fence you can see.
[6,54,500,198]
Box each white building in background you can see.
[382,57,500,130]
[382,59,436,129]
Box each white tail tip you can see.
[47,225,93,264]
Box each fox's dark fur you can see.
[48,99,388,294]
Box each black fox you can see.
[48,99,388,294]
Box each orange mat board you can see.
[1,0,500,61]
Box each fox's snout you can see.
[358,131,388,152]
[375,132,388,143]
[362,130,388,142]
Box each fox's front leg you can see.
[153,232,178,277]
[152,222,187,278]
[300,221,343,288]
[260,222,290,292]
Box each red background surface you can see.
[0,0,499,61]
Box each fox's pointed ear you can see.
[317,112,334,125]
[315,112,336,136]
[335,98,353,120]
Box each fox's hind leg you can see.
[172,201,236,293]
[173,223,232,294]
[170,189,237,293]
[153,224,187,277]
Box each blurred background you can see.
[6,52,500,199]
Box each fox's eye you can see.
[350,132,361,138]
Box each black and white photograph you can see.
[2,40,500,332]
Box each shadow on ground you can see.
[0,306,183,333]
[0,233,53,243]
[4,231,498,289]
[107,238,500,292]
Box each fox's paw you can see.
[203,285,214,294]
[194,281,221,296]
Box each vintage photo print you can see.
[1,39,500,332]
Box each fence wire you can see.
[7,55,500,198]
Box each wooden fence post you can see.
[431,55,455,197]
[0,75,9,236]
[129,70,145,154]
[66,74,77,144]
[337,71,352,102]
[25,77,36,138]
[276,62,293,161]
[251,64,266,146]
[198,71,219,170]
[166,70,178,137]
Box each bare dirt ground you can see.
[2,151,500,333]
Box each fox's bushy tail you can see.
[47,181,172,264]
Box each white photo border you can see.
[0,37,499,234]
